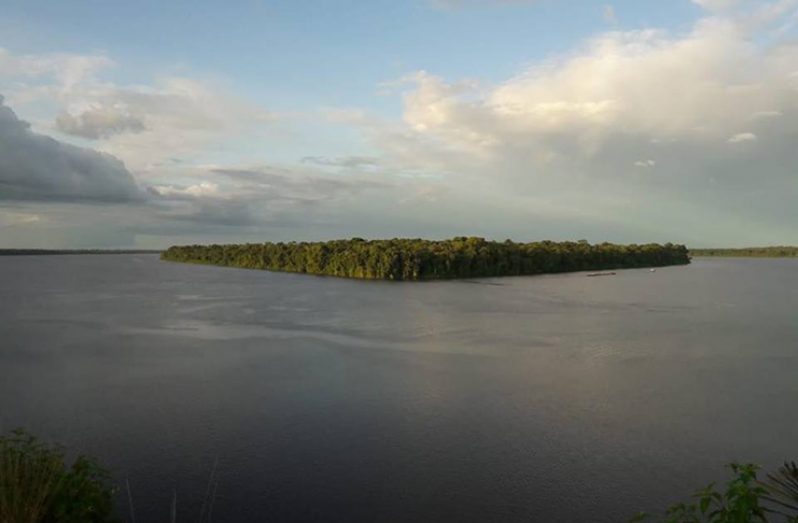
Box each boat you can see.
[586,272,616,277]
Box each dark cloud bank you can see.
[0,95,143,203]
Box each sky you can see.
[0,0,797,248]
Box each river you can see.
[1,254,796,521]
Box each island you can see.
[690,246,798,257]
[161,238,690,280]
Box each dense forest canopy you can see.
[161,238,690,281]
[690,247,798,257]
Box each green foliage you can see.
[0,430,117,523]
[634,463,798,523]
[0,431,63,523]
[690,247,798,257]
[161,237,690,280]
[764,462,798,521]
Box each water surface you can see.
[1,255,796,521]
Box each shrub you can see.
[632,463,798,523]
[0,430,117,523]
[764,462,798,521]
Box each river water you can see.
[1,254,796,521]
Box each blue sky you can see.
[1,0,797,247]
[0,1,700,111]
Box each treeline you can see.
[690,246,798,257]
[0,249,161,256]
[161,238,689,280]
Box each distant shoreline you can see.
[690,247,798,257]
[0,249,162,256]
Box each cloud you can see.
[147,181,221,199]
[142,164,392,230]
[208,166,388,200]
[340,9,798,244]
[55,106,146,139]
[0,211,42,227]
[692,0,743,11]
[429,0,536,9]
[0,95,143,203]
[62,78,273,173]
[0,48,273,174]
[3,6,798,247]
[301,155,380,169]
[0,47,113,90]
[751,110,782,118]
[399,19,797,147]
[159,197,259,227]
[603,5,618,24]
[727,131,758,142]
[387,15,798,156]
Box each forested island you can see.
[161,238,690,280]
[690,246,798,257]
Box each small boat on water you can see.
[586,272,616,277]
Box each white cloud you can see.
[64,78,272,173]
[692,0,743,12]
[148,182,221,199]
[0,47,113,91]
[341,8,798,243]
[751,109,782,118]
[429,0,536,9]
[0,48,273,174]
[383,14,797,157]
[727,131,758,142]
[0,211,42,227]
[56,106,146,139]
